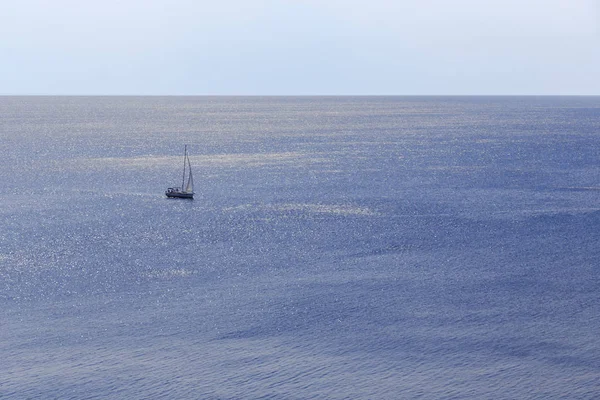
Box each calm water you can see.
[1,96,600,399]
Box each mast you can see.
[181,145,187,191]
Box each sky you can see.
[1,0,599,95]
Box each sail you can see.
[185,153,194,193]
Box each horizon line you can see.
[1,94,599,97]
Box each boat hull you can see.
[165,191,194,199]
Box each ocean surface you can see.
[1,96,599,399]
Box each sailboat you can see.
[165,145,194,199]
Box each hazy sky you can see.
[1,0,599,95]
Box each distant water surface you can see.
[1,96,600,399]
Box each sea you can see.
[1,96,599,399]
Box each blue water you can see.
[1,96,600,399]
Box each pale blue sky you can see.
[1,0,599,95]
